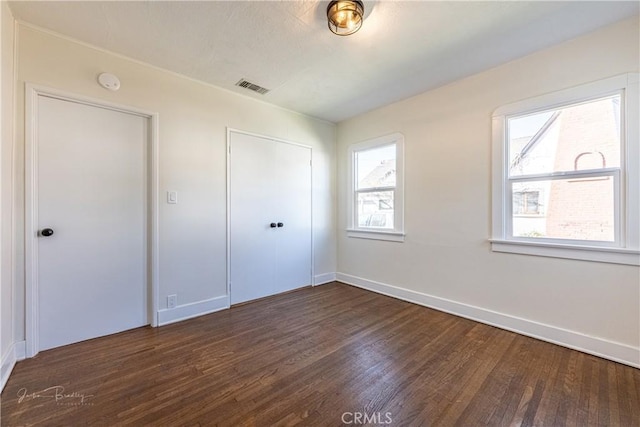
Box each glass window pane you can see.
[513,190,541,215]
[508,95,621,177]
[356,144,396,190]
[512,177,615,241]
[357,190,394,229]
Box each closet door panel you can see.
[274,141,312,293]
[229,132,278,304]
[229,132,312,305]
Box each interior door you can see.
[273,140,313,293]
[229,131,312,305]
[37,95,148,351]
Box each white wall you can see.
[1,0,17,389]
[3,9,638,386]
[11,24,336,341]
[336,17,640,366]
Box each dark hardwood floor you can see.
[1,282,639,426]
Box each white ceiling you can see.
[9,1,639,123]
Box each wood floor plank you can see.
[491,337,548,425]
[619,362,640,425]
[1,282,638,426]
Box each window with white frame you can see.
[491,74,639,265]
[348,133,405,242]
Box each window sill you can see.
[347,229,405,242]
[489,239,639,266]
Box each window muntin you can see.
[506,94,622,244]
[348,133,405,241]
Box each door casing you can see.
[24,84,160,357]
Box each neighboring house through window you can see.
[491,74,639,265]
[513,190,541,216]
[348,133,405,242]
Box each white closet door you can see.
[273,141,312,293]
[229,132,278,304]
[37,95,148,351]
[229,131,312,305]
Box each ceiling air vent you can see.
[235,79,270,95]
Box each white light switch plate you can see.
[167,191,178,204]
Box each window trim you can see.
[491,73,639,265]
[347,133,405,242]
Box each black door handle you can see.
[277,222,284,228]
[40,228,54,237]
[270,223,277,228]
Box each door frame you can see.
[226,128,314,302]
[24,84,160,357]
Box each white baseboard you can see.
[1,340,26,392]
[15,341,25,361]
[336,273,640,368]
[157,295,230,326]
[314,272,336,286]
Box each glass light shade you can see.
[327,1,364,36]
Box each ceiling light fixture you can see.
[327,1,364,36]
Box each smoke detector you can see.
[98,73,121,91]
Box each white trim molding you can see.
[491,73,640,265]
[157,295,230,326]
[336,273,639,368]
[313,272,336,286]
[24,84,160,358]
[347,133,405,242]
[1,341,25,392]
[490,239,639,265]
[345,229,405,242]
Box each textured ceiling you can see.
[8,1,639,123]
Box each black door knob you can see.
[270,223,277,228]
[277,222,284,228]
[41,228,54,237]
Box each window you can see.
[491,74,639,265]
[348,133,404,242]
[513,190,541,216]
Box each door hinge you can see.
[228,145,231,155]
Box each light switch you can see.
[167,191,178,204]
